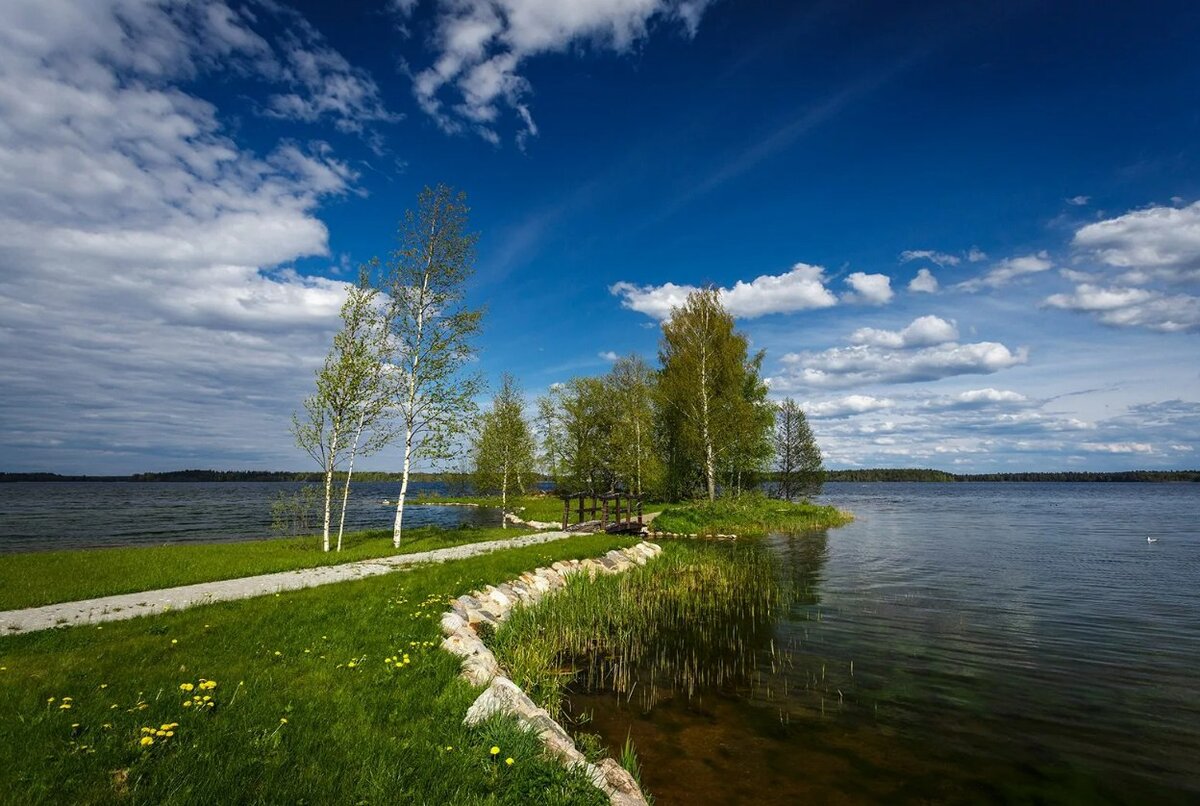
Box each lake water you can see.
[0,481,498,552]
[570,482,1200,804]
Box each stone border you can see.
[440,542,663,806]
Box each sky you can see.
[1,0,1199,475]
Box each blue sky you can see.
[1,0,1198,474]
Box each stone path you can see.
[0,531,580,636]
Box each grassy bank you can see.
[652,494,852,536]
[0,533,636,805]
[491,541,784,718]
[416,494,668,524]
[0,525,534,611]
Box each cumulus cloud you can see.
[921,388,1030,411]
[598,350,620,361]
[967,247,988,263]
[908,267,939,293]
[1080,442,1155,454]
[0,0,372,472]
[1073,200,1200,284]
[899,249,960,267]
[850,315,957,349]
[610,263,837,320]
[802,395,894,419]
[411,0,712,144]
[842,272,894,305]
[773,341,1028,390]
[957,251,1054,291]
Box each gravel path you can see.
[0,531,577,636]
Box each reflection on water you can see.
[568,483,1200,804]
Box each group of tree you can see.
[293,184,482,552]
[469,288,825,504]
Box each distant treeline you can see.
[5,468,1197,484]
[823,469,1200,483]
[0,470,480,484]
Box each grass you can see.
[491,541,785,718]
[0,525,535,611]
[652,493,852,536]
[0,532,637,805]
[415,494,669,525]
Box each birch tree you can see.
[383,184,484,547]
[473,374,536,522]
[607,355,661,497]
[775,397,823,499]
[535,387,567,489]
[657,287,758,501]
[293,272,391,552]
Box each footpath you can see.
[0,531,578,636]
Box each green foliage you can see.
[653,493,852,535]
[656,288,772,501]
[0,525,535,611]
[607,355,663,498]
[268,485,320,536]
[473,374,537,511]
[0,534,633,804]
[774,398,824,499]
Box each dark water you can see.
[572,482,1200,804]
[0,481,499,552]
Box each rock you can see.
[596,758,650,806]
[440,611,467,636]
[463,676,539,726]
[442,629,488,659]
[460,651,499,686]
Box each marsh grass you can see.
[416,494,669,524]
[653,493,852,536]
[0,533,635,804]
[491,541,787,718]
[0,525,534,611]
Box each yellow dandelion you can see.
[280,718,288,724]
[170,639,178,645]
[140,736,154,747]
[47,697,55,703]
[182,700,192,708]
[99,683,108,689]
[206,702,215,708]
[180,683,194,692]
[59,703,72,710]
[489,746,500,756]
[505,757,514,766]
[165,731,174,737]
[274,651,282,656]
[445,746,453,751]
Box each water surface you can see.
[570,482,1200,804]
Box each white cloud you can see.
[598,350,620,361]
[1080,442,1154,454]
[411,0,712,144]
[908,267,939,293]
[1067,195,1090,206]
[850,315,958,349]
[774,340,1028,389]
[967,247,988,263]
[842,272,894,305]
[0,0,370,472]
[957,251,1054,291]
[1043,284,1200,333]
[922,388,1030,411]
[899,249,959,267]
[802,395,894,418]
[610,262,837,320]
[1073,200,1200,283]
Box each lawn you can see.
[0,525,534,611]
[652,493,853,535]
[0,532,635,805]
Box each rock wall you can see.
[439,541,663,806]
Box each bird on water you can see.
[1147,536,1158,543]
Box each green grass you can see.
[416,494,668,525]
[0,533,636,805]
[652,493,853,536]
[0,525,534,611]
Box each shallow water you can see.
[569,482,1200,804]
[0,481,499,552]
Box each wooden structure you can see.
[561,492,644,534]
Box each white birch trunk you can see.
[336,413,366,552]
[322,427,339,553]
[393,434,414,548]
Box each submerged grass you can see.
[653,493,852,536]
[0,525,534,612]
[490,541,786,719]
[0,532,635,805]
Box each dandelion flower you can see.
[183,701,192,708]
[180,683,194,692]
[140,736,154,747]
[505,757,514,766]
[170,639,178,645]
[280,718,288,724]
[59,703,72,710]
[490,746,500,756]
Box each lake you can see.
[0,480,497,552]
[569,482,1200,804]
